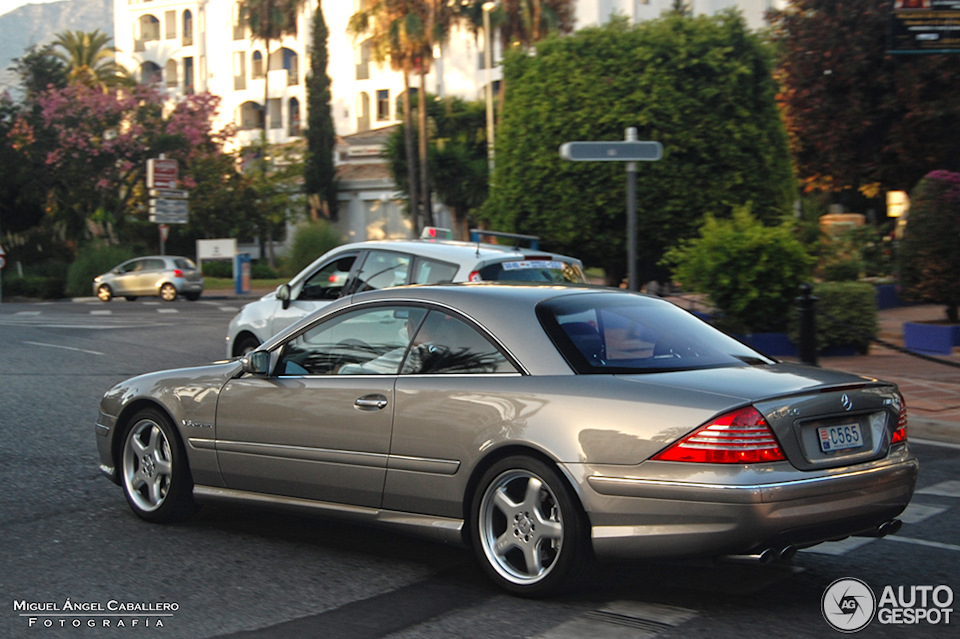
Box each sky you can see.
[0,0,60,17]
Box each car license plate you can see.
[818,423,863,453]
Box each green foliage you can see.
[662,207,813,333]
[898,170,960,322]
[305,3,338,219]
[793,282,877,354]
[485,12,796,284]
[202,261,233,278]
[65,244,136,296]
[284,220,344,277]
[770,0,960,194]
[250,261,279,279]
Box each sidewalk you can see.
[807,304,960,445]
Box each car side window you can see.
[411,258,459,285]
[143,259,165,271]
[353,251,411,292]
[276,306,426,376]
[119,260,141,274]
[402,310,518,375]
[299,254,357,301]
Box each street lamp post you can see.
[482,1,496,178]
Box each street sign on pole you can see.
[147,158,179,189]
[560,130,663,291]
[149,198,189,224]
[560,140,663,162]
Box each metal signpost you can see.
[560,128,663,291]
[0,242,5,304]
[146,158,188,254]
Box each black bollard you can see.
[797,283,818,366]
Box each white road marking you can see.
[917,480,960,498]
[899,503,948,524]
[90,310,112,315]
[15,311,40,316]
[885,536,960,553]
[23,341,104,356]
[157,308,179,314]
[911,438,960,451]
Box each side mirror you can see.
[240,350,270,375]
[277,283,291,310]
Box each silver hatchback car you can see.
[93,255,204,302]
[97,284,916,596]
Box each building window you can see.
[232,2,246,40]
[233,52,246,91]
[251,51,264,78]
[164,59,178,87]
[268,98,282,129]
[356,40,371,80]
[289,97,301,136]
[238,101,263,130]
[134,15,160,52]
[376,89,389,121]
[357,92,370,132]
[139,61,162,85]
[164,11,176,39]
[183,56,194,93]
[183,10,193,46]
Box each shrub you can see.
[662,207,813,333]
[66,244,136,297]
[3,274,65,299]
[250,261,279,279]
[899,170,960,322]
[284,221,343,277]
[794,282,877,354]
[202,260,233,278]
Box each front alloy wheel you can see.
[159,283,177,301]
[97,284,112,302]
[472,456,587,597]
[120,409,195,522]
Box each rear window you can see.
[476,259,586,283]
[537,292,773,374]
[173,258,198,270]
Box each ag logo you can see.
[823,578,876,632]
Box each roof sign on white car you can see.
[501,260,565,271]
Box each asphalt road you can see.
[0,298,958,638]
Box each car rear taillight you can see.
[892,394,908,444]
[469,271,482,282]
[173,269,183,278]
[652,406,786,464]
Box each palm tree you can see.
[350,1,457,231]
[241,0,307,144]
[50,29,130,91]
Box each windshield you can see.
[537,292,773,374]
[477,259,586,283]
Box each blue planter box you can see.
[736,332,798,357]
[903,322,960,355]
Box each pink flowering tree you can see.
[11,82,238,245]
[899,170,960,322]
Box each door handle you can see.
[354,394,388,410]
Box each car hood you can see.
[615,362,885,404]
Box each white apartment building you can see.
[113,0,783,243]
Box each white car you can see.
[225,231,586,356]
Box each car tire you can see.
[234,334,261,357]
[159,283,177,301]
[97,284,113,302]
[124,296,138,301]
[471,456,588,597]
[120,408,197,523]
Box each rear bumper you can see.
[574,456,918,560]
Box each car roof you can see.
[327,239,579,264]
[270,282,627,376]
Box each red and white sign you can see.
[147,158,179,189]
[0,243,5,270]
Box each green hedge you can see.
[792,282,877,354]
[3,274,66,299]
[66,245,136,297]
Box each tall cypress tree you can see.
[305,2,337,219]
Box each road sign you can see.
[149,198,189,224]
[559,140,663,162]
[150,188,189,199]
[147,158,179,189]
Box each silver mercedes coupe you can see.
[95,284,917,596]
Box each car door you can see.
[111,258,143,295]
[216,304,427,508]
[266,251,361,338]
[132,258,166,294]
